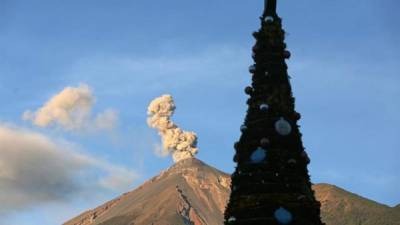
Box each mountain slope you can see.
[64,158,399,225]
[314,184,400,225]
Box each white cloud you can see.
[98,166,138,191]
[23,83,118,132]
[0,124,138,214]
[94,109,119,131]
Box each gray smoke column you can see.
[147,95,198,162]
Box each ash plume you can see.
[147,95,198,162]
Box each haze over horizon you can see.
[0,1,399,224]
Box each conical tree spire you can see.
[264,0,277,17]
[224,1,325,225]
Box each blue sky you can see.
[0,0,399,224]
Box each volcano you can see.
[64,158,230,225]
[64,158,399,225]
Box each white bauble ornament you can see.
[240,125,247,132]
[275,117,292,136]
[259,103,269,111]
[227,217,236,222]
[274,207,293,224]
[265,16,274,23]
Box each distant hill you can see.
[64,158,399,225]
[314,184,400,225]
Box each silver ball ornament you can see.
[275,117,292,136]
[265,16,274,23]
[259,103,269,111]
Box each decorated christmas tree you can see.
[224,1,325,224]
